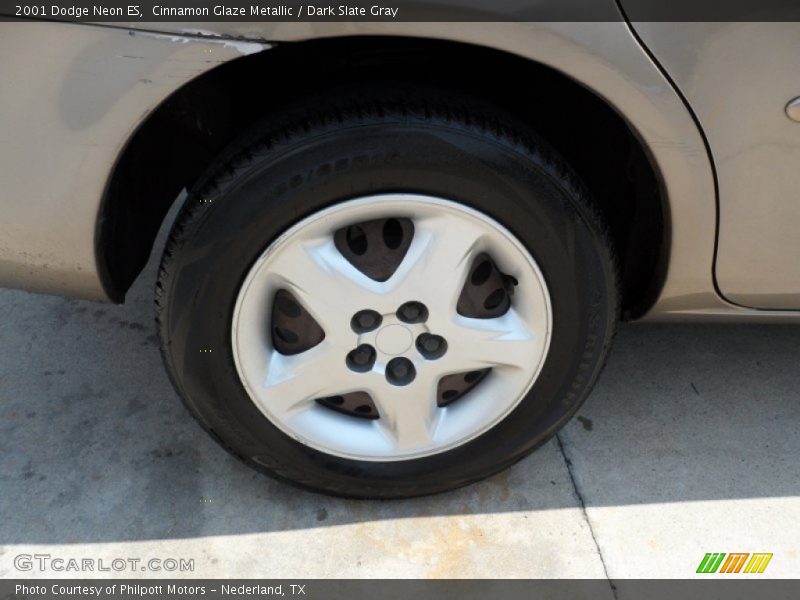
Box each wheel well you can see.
[98,36,666,318]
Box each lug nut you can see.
[346,344,376,373]
[422,336,441,352]
[416,333,448,360]
[351,309,382,334]
[386,357,416,386]
[397,301,428,324]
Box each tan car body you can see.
[1,17,799,320]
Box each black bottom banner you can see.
[3,580,800,600]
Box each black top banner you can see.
[4,0,800,22]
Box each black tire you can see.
[156,87,618,498]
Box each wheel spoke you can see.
[389,214,486,314]
[262,342,358,417]
[440,308,543,371]
[373,382,440,451]
[268,237,383,338]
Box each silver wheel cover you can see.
[231,194,552,461]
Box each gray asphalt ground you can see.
[1,218,799,582]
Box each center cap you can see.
[375,324,413,356]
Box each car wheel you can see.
[156,88,618,498]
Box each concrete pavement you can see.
[1,228,799,583]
